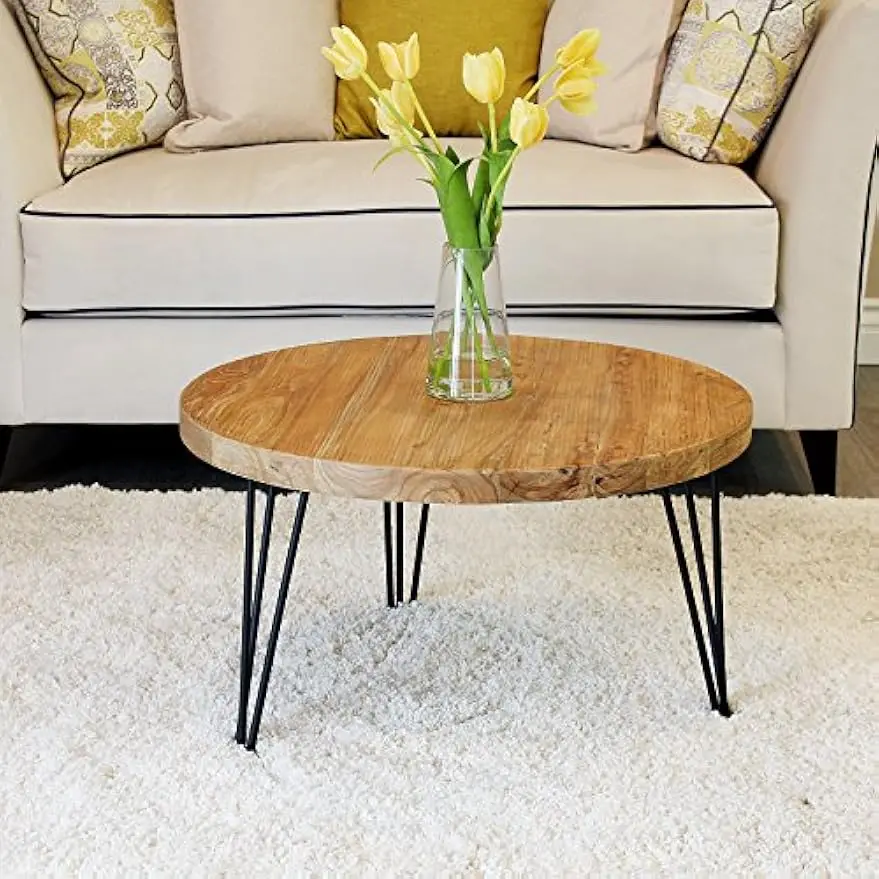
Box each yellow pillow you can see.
[336,0,549,139]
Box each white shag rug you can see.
[0,488,876,875]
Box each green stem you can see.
[408,82,442,153]
[488,103,498,153]
[523,62,561,102]
[483,145,522,221]
[462,270,492,393]
[463,250,502,367]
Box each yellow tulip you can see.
[371,81,417,139]
[463,48,506,105]
[555,28,601,68]
[554,63,598,115]
[321,26,368,80]
[509,98,549,150]
[378,33,420,82]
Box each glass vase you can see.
[426,244,513,402]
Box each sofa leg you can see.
[800,430,839,496]
[0,426,11,487]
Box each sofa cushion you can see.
[21,139,778,314]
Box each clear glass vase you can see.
[426,244,513,402]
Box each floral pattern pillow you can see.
[12,0,185,177]
[657,0,820,164]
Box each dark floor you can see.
[2,368,877,497]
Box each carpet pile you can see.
[0,488,876,874]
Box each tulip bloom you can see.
[321,26,368,80]
[378,33,420,82]
[509,98,549,149]
[554,64,598,115]
[463,48,506,105]
[555,28,601,69]
[372,81,417,141]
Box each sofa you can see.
[1,0,877,494]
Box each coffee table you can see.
[180,336,752,751]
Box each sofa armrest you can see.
[755,0,879,430]
[0,1,63,423]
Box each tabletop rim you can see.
[179,335,753,504]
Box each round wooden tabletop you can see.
[180,336,752,504]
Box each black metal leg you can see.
[384,502,395,608]
[410,504,430,603]
[246,491,310,751]
[383,502,431,606]
[395,503,405,606]
[241,487,277,736]
[800,430,839,496]
[710,475,729,714]
[236,483,257,745]
[661,475,731,717]
[236,484,310,752]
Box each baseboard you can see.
[859,300,879,365]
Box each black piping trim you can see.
[25,309,779,324]
[849,139,879,428]
[28,303,770,317]
[19,203,776,221]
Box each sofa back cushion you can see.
[164,0,337,152]
[334,0,549,139]
[656,0,821,164]
[540,0,687,151]
[9,0,184,177]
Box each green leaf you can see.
[419,148,455,181]
[478,211,494,251]
[486,149,513,185]
[476,149,514,249]
[498,115,512,143]
[445,145,460,164]
[372,145,411,173]
[471,155,490,216]
[437,159,480,249]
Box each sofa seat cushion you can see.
[21,139,778,314]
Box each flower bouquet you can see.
[323,27,604,401]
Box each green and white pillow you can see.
[11,0,185,177]
[657,0,820,164]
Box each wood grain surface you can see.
[180,336,753,504]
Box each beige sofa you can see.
[1,0,877,494]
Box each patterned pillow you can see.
[657,0,820,164]
[11,0,185,177]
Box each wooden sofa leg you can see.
[0,426,11,487]
[800,430,839,496]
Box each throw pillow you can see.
[165,0,337,151]
[656,0,820,164]
[335,0,549,139]
[539,0,688,151]
[10,0,184,178]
